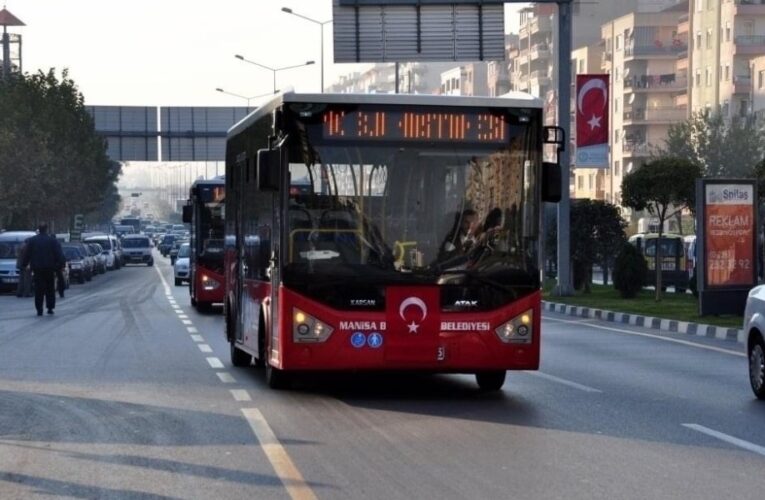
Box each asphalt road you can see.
[1,252,764,499]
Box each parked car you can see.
[744,287,765,400]
[85,234,121,270]
[628,233,689,293]
[62,242,95,281]
[62,245,92,284]
[169,239,188,266]
[87,243,107,274]
[174,243,191,286]
[0,231,35,292]
[121,234,154,266]
[159,234,177,257]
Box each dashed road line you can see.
[181,319,193,325]
[178,315,189,320]
[544,317,745,358]
[187,327,198,333]
[231,389,251,401]
[524,370,603,393]
[198,344,213,353]
[217,372,236,383]
[191,334,204,343]
[241,408,317,500]
[683,423,765,458]
[206,357,224,368]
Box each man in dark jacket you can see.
[21,224,65,316]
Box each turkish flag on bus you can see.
[576,75,609,148]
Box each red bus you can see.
[224,91,561,390]
[183,177,225,312]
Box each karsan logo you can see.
[707,185,753,205]
[350,299,377,307]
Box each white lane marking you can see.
[683,424,765,458]
[178,314,189,320]
[191,334,204,343]
[241,408,317,500]
[544,317,745,358]
[154,265,171,290]
[206,357,224,368]
[181,320,193,325]
[217,372,236,383]
[231,389,252,401]
[187,327,198,333]
[524,370,603,393]
[198,344,213,353]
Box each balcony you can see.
[623,74,688,92]
[530,70,551,86]
[530,44,551,61]
[735,35,765,55]
[528,16,552,34]
[678,14,689,35]
[734,74,752,94]
[622,142,651,157]
[624,43,688,59]
[623,106,688,124]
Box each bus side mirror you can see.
[257,149,281,192]
[182,205,192,224]
[542,162,561,203]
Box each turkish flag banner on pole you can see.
[575,74,609,168]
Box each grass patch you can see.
[543,283,743,329]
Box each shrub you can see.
[613,243,647,298]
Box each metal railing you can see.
[625,44,688,57]
[735,35,765,46]
[623,74,688,90]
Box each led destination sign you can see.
[322,109,511,144]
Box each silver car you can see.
[743,285,765,399]
[0,231,35,291]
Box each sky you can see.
[7,0,527,107]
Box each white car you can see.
[743,285,765,399]
[174,243,191,286]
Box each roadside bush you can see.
[613,244,647,298]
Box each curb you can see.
[542,301,746,344]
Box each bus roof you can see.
[228,88,544,139]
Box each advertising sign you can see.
[575,75,609,168]
[704,183,755,287]
[696,179,757,316]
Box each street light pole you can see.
[215,87,273,108]
[234,54,314,94]
[281,7,332,93]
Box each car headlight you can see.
[201,275,220,290]
[292,308,334,343]
[495,310,533,344]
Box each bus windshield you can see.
[283,110,540,301]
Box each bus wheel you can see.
[266,364,291,390]
[230,342,252,367]
[475,371,506,391]
[196,301,212,313]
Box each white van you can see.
[84,234,121,270]
[121,234,154,266]
[0,231,35,290]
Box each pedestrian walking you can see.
[15,241,33,298]
[21,224,65,316]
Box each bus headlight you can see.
[495,310,533,344]
[201,275,220,291]
[293,308,334,343]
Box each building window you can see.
[759,70,764,89]
[706,29,712,49]
[725,65,730,81]
[616,35,621,50]
[696,32,702,50]
[726,23,731,42]
[589,174,594,190]
[614,161,621,177]
[696,0,702,12]
[705,67,711,86]
[695,69,701,87]
[579,59,584,73]
[614,129,620,143]
[578,176,584,190]
[615,98,620,113]
[615,67,620,82]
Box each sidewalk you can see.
[543,300,745,344]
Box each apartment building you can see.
[690,0,765,117]
[439,63,489,96]
[601,7,688,207]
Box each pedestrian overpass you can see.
[85,106,251,162]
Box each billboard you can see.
[575,75,609,168]
[696,179,758,315]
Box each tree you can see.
[622,158,702,301]
[0,69,121,230]
[570,200,627,293]
[656,110,764,178]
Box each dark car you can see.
[62,245,91,284]
[62,242,95,282]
